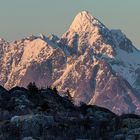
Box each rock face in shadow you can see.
[0,85,140,140]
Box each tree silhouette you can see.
[53,86,58,94]
[65,89,73,103]
[27,82,39,95]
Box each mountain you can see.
[1,11,140,114]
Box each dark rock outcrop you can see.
[0,85,140,140]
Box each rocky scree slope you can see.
[0,11,140,114]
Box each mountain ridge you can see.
[0,11,140,114]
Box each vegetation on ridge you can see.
[0,83,140,140]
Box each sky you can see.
[0,0,139,48]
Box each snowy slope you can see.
[0,11,140,114]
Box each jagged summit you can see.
[38,34,46,40]
[0,38,7,44]
[61,11,115,56]
[48,34,59,42]
[70,11,103,32]
[71,11,94,24]
[0,38,5,42]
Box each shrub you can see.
[27,82,39,95]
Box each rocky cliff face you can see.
[0,11,140,114]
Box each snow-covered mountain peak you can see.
[71,11,94,25]
[0,38,9,54]
[0,38,7,44]
[48,34,60,43]
[1,12,140,114]
[70,11,102,33]
[0,38,5,41]
[61,11,115,57]
[38,34,46,40]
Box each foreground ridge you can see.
[1,85,140,140]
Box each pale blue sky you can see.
[0,0,139,47]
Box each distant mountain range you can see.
[1,11,140,114]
